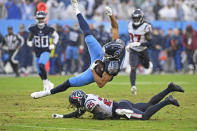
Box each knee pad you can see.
[39,64,45,70]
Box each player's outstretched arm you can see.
[105,6,119,40]
[52,109,86,118]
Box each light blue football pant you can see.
[69,35,104,87]
[36,52,50,74]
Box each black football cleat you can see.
[165,95,180,107]
[168,82,184,93]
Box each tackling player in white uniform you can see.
[126,9,153,95]
[52,83,184,120]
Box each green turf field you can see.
[0,74,197,131]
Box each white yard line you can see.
[1,124,110,131]
[107,81,190,85]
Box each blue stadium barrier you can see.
[0,19,197,36]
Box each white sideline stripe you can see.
[107,81,189,85]
[1,124,110,131]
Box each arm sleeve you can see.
[63,108,86,118]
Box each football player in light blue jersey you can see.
[31,0,125,99]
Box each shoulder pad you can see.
[28,24,36,31]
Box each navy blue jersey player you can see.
[27,11,59,91]
[31,1,125,99]
[52,83,184,120]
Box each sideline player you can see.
[126,9,153,95]
[27,11,59,90]
[52,83,184,120]
[31,0,125,99]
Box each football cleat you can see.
[71,0,80,15]
[131,86,137,95]
[31,90,51,99]
[168,82,184,93]
[52,113,63,118]
[115,109,134,119]
[165,95,180,107]
[47,80,54,90]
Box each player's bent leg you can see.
[76,13,104,63]
[39,52,53,90]
[85,35,104,63]
[148,83,184,105]
[142,95,180,120]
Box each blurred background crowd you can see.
[0,0,197,76]
[0,0,197,21]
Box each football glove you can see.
[49,44,55,50]
[105,6,112,16]
[52,113,63,118]
[126,42,141,51]
[90,61,99,70]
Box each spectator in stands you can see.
[0,32,5,73]
[164,28,174,73]
[55,25,68,74]
[182,25,197,73]
[150,28,163,73]
[159,2,177,21]
[96,25,111,46]
[175,0,184,21]
[18,24,33,75]
[65,24,81,75]
[5,0,21,19]
[117,0,135,20]
[19,0,34,20]
[141,0,155,20]
[0,1,7,19]
[153,0,163,20]
[171,28,184,72]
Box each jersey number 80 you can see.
[34,36,49,48]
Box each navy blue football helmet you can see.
[69,90,87,108]
[131,9,144,26]
[103,39,125,60]
[35,11,46,29]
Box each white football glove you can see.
[105,6,112,16]
[49,44,55,50]
[126,42,141,51]
[52,113,63,118]
[90,61,98,70]
[27,40,33,47]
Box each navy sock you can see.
[77,13,91,36]
[50,80,70,94]
[39,64,47,80]
[130,69,136,86]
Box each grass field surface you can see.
[0,74,197,131]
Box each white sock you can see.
[75,8,80,15]
[43,79,48,85]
